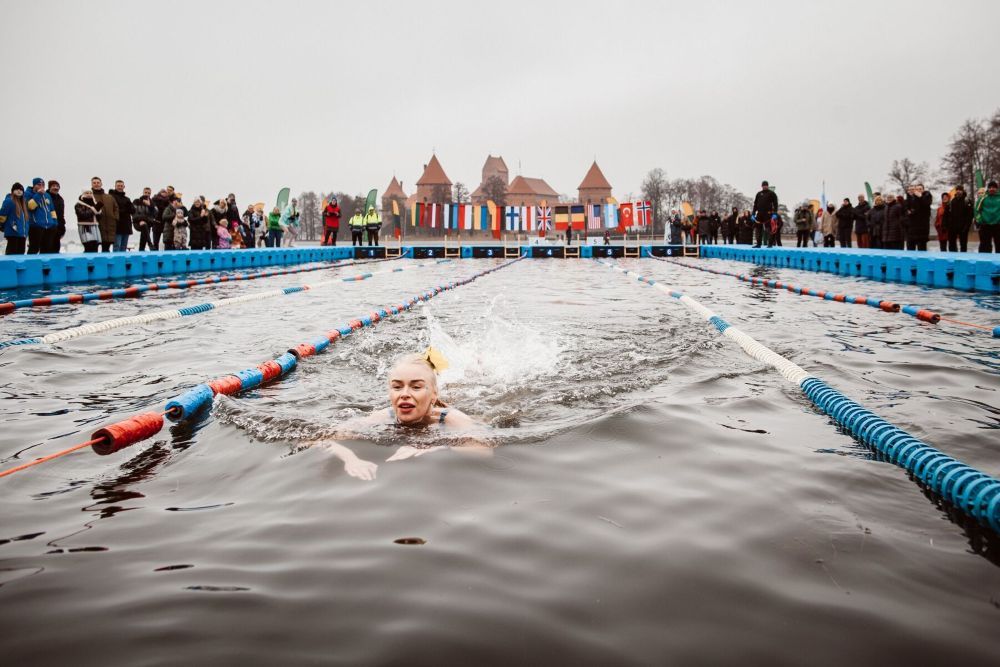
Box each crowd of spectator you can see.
[1,177,306,254]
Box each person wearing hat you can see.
[364,205,382,246]
[48,180,66,251]
[349,207,365,246]
[975,180,1000,253]
[323,196,341,245]
[0,183,31,254]
[751,180,778,248]
[25,177,59,254]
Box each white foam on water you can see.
[421,295,563,400]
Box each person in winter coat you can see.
[751,180,778,247]
[669,211,683,244]
[933,192,950,251]
[75,190,103,253]
[25,178,59,254]
[109,180,135,251]
[364,205,382,245]
[883,195,906,250]
[48,180,65,251]
[349,209,365,246]
[210,199,230,248]
[267,206,283,248]
[853,194,871,248]
[161,196,186,251]
[867,195,887,249]
[903,184,932,251]
[188,199,211,250]
[90,177,119,252]
[975,180,1000,253]
[697,210,711,244]
[132,192,157,251]
[737,211,752,244]
[171,207,189,250]
[150,189,171,249]
[945,186,974,252]
[820,204,837,247]
[793,205,812,247]
[0,183,31,255]
[721,207,737,244]
[323,197,341,245]
[834,199,854,248]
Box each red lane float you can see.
[91,412,165,456]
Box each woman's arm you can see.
[322,441,377,481]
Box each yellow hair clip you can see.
[422,346,449,373]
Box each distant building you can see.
[578,161,613,204]
[471,155,509,204]
[381,176,407,219]
[505,175,560,207]
[414,154,452,202]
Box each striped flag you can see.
[522,206,534,232]
[603,204,618,229]
[462,205,473,230]
[587,203,603,230]
[553,205,569,231]
[570,204,586,230]
[618,202,634,232]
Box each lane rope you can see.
[598,258,1000,535]
[651,255,1000,337]
[0,259,451,348]
[0,258,523,479]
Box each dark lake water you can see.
[1,256,998,665]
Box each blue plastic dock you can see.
[699,245,1000,293]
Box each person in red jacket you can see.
[934,192,950,251]
[322,196,341,245]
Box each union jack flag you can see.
[535,206,552,230]
[636,200,652,226]
[587,204,603,230]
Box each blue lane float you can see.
[698,245,1000,294]
[597,258,1000,536]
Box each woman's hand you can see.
[344,457,378,480]
[386,445,446,462]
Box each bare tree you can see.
[430,184,452,204]
[641,168,668,234]
[298,191,321,240]
[453,182,470,203]
[480,175,506,206]
[888,158,931,192]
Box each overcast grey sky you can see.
[3,0,997,208]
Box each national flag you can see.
[411,202,419,226]
[443,203,451,229]
[477,205,489,230]
[553,205,570,231]
[392,200,401,238]
[505,206,521,231]
[618,202,634,232]
[587,203,602,230]
[519,206,531,232]
[636,200,652,226]
[536,206,551,236]
[603,203,618,229]
[462,204,473,230]
[570,204,586,230]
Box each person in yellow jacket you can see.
[349,209,365,247]
[363,206,382,246]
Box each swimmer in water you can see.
[323,348,486,480]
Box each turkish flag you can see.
[618,203,634,232]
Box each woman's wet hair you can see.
[390,354,438,388]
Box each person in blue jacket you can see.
[25,177,59,254]
[1,182,31,254]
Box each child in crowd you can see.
[172,208,189,250]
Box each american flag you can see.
[636,200,652,226]
[536,206,551,230]
[587,204,603,230]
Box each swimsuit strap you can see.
[438,408,449,424]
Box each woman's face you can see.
[389,363,438,425]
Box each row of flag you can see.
[408,201,653,236]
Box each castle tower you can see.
[578,161,613,204]
[415,154,452,202]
